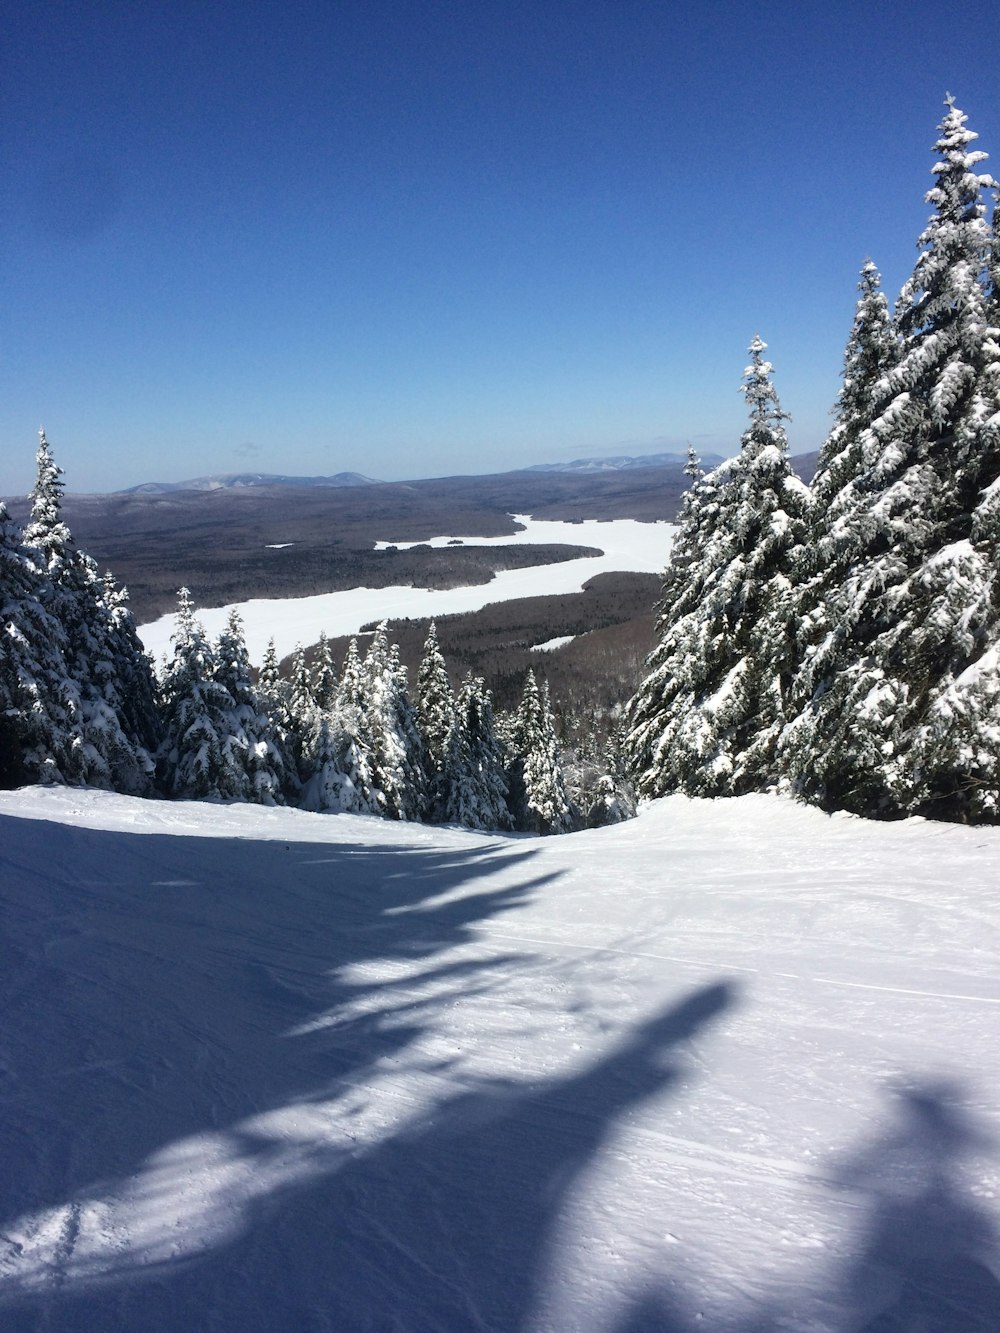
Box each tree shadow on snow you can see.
[0,811,736,1331]
[826,1078,1000,1333]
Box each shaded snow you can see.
[1,787,998,1330]
[138,516,676,663]
[532,635,575,652]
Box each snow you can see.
[532,635,575,652]
[1,786,998,1330]
[138,516,676,664]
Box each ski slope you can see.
[1,788,998,1331]
[137,516,676,664]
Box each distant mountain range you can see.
[523,451,726,474]
[117,447,817,495]
[120,471,378,494]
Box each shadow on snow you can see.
[0,813,997,1330]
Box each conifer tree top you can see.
[739,336,790,457]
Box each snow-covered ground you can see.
[137,515,675,664]
[1,787,998,1331]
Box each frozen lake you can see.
[138,515,675,664]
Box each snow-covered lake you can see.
[138,515,675,664]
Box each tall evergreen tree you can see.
[441,673,511,830]
[22,431,157,792]
[360,625,425,820]
[158,589,248,800]
[212,610,288,803]
[0,499,80,786]
[625,339,808,797]
[508,670,574,834]
[783,99,1000,818]
[311,631,337,711]
[416,621,455,818]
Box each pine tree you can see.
[0,499,81,786]
[360,625,425,820]
[442,673,511,830]
[625,339,808,797]
[779,264,899,800]
[21,431,157,792]
[213,610,287,803]
[158,589,248,799]
[416,621,455,819]
[783,99,1000,818]
[508,670,574,834]
[311,631,337,711]
[286,642,320,780]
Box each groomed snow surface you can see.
[1,789,998,1331]
[137,516,676,664]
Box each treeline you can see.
[626,99,1000,824]
[0,437,632,832]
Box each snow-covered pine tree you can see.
[323,637,380,815]
[212,610,288,803]
[441,673,511,830]
[286,642,320,780]
[785,99,1000,819]
[22,431,157,792]
[625,341,808,797]
[507,670,575,834]
[0,498,80,786]
[23,430,72,578]
[360,625,425,820]
[255,637,299,801]
[778,264,899,798]
[158,589,249,799]
[416,621,455,819]
[311,631,337,711]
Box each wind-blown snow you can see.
[138,516,675,663]
[1,787,998,1330]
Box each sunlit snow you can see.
[1,787,998,1329]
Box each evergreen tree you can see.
[360,625,425,820]
[22,431,157,792]
[286,642,320,779]
[311,631,337,711]
[416,621,455,818]
[442,673,511,830]
[158,589,248,799]
[213,610,287,803]
[508,670,574,834]
[783,99,1000,818]
[625,339,808,797]
[0,499,81,786]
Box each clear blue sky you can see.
[3,1,999,494]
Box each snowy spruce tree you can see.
[416,622,455,819]
[778,263,900,800]
[361,625,426,820]
[783,99,1000,819]
[159,590,258,800]
[441,673,511,830]
[0,498,81,786]
[507,670,575,834]
[213,610,288,803]
[625,341,808,797]
[22,430,157,792]
[310,631,337,711]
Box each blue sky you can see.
[3,1,999,494]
